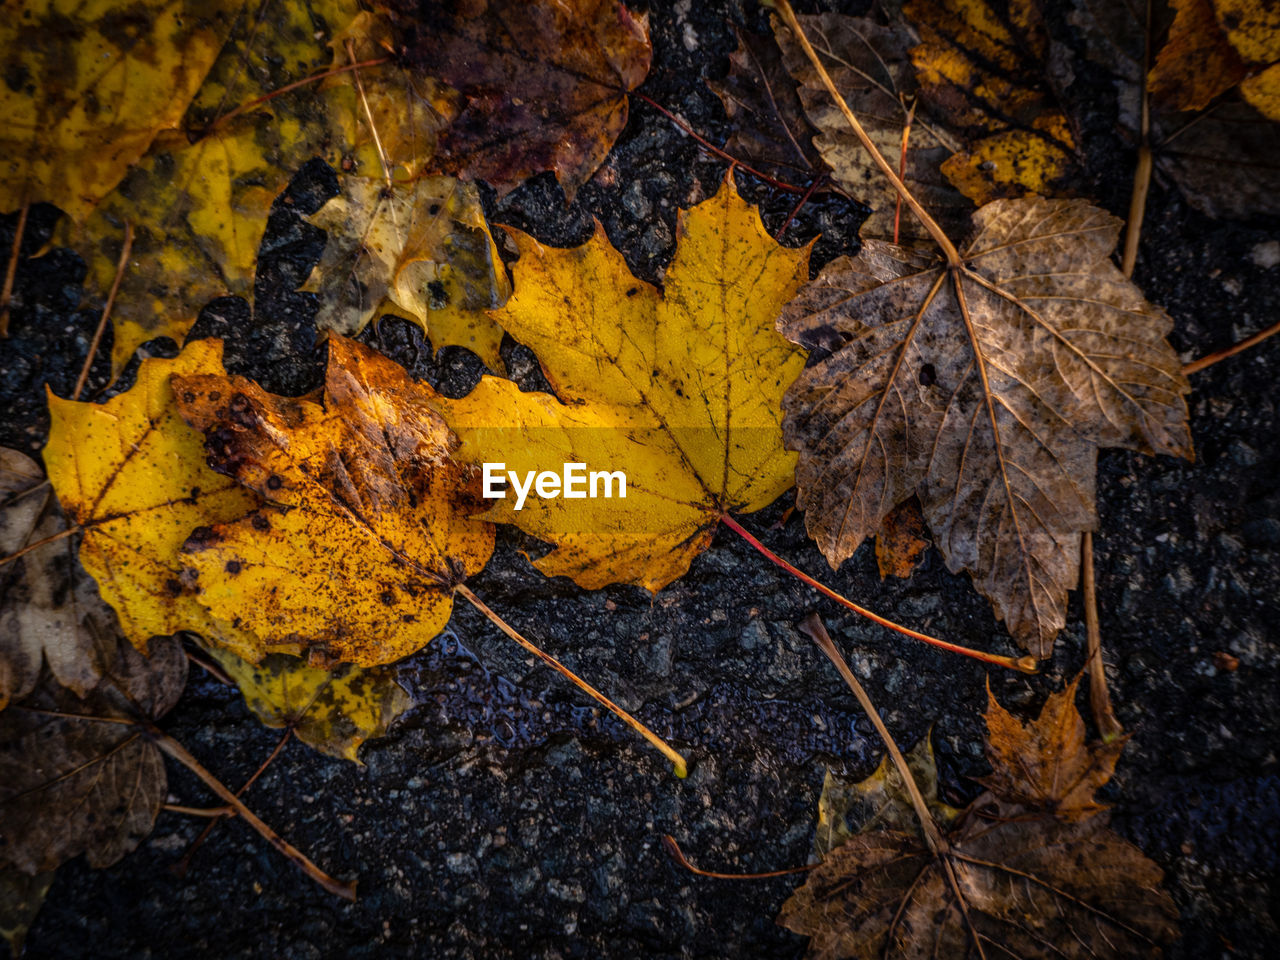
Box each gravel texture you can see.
[2,1,1278,957]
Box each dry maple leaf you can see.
[708,25,829,186]
[0,448,115,709]
[772,11,970,240]
[779,196,1192,656]
[0,0,238,221]
[63,0,360,374]
[778,684,1177,959]
[44,339,262,659]
[387,0,652,202]
[434,173,809,592]
[0,634,186,876]
[202,644,411,762]
[306,175,510,372]
[981,676,1125,821]
[172,335,494,667]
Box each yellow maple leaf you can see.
[434,174,809,592]
[201,644,411,763]
[43,340,261,658]
[0,0,239,221]
[65,0,359,375]
[306,176,510,372]
[171,336,494,667]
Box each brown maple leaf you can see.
[388,0,652,202]
[779,196,1192,656]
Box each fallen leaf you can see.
[435,173,809,592]
[1148,0,1248,112]
[388,0,652,202]
[982,677,1125,821]
[0,634,186,875]
[874,499,929,581]
[0,868,54,956]
[202,645,411,762]
[772,12,971,240]
[306,176,510,372]
[1,448,115,709]
[903,0,1079,204]
[0,0,238,221]
[815,735,960,858]
[65,0,359,374]
[708,25,828,186]
[779,690,1178,959]
[43,340,262,659]
[172,336,494,667]
[778,196,1191,656]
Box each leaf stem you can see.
[73,221,132,401]
[799,614,945,854]
[721,514,1036,673]
[163,803,235,818]
[1081,533,1122,740]
[0,196,29,337]
[1183,319,1280,374]
[1120,0,1153,278]
[661,835,813,880]
[0,525,79,569]
[454,584,688,778]
[773,0,961,265]
[205,57,392,135]
[150,727,356,901]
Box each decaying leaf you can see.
[981,676,1125,821]
[779,687,1178,959]
[66,0,359,374]
[0,635,186,875]
[779,197,1191,656]
[1149,0,1280,120]
[0,449,115,709]
[815,736,960,858]
[773,12,970,240]
[306,176,510,371]
[435,174,809,592]
[903,0,1078,204]
[388,0,652,202]
[0,868,54,956]
[43,340,262,658]
[172,336,494,667]
[202,644,411,762]
[0,0,238,221]
[874,499,929,581]
[708,26,828,186]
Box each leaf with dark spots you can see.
[779,197,1191,656]
[0,635,186,875]
[173,336,494,667]
[388,0,652,202]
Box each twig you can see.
[1120,0,1153,278]
[893,99,917,245]
[151,727,356,900]
[661,835,813,880]
[1184,319,1280,374]
[721,514,1037,673]
[1081,533,1122,740]
[163,803,235,818]
[799,614,945,854]
[173,729,293,876]
[73,221,132,401]
[206,57,392,135]
[633,91,806,195]
[0,197,29,336]
[454,584,688,777]
[345,40,393,189]
[0,526,79,569]
[774,174,826,241]
[773,0,961,265]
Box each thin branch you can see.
[0,526,78,569]
[894,99,917,245]
[800,614,945,854]
[775,173,826,241]
[721,514,1037,673]
[345,39,393,189]
[633,91,806,195]
[151,727,356,900]
[454,584,688,778]
[661,835,813,880]
[74,221,132,400]
[1081,533,1121,739]
[773,0,961,264]
[206,57,392,135]
[164,803,235,818]
[1184,318,1280,374]
[0,197,29,336]
[1120,0,1153,278]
